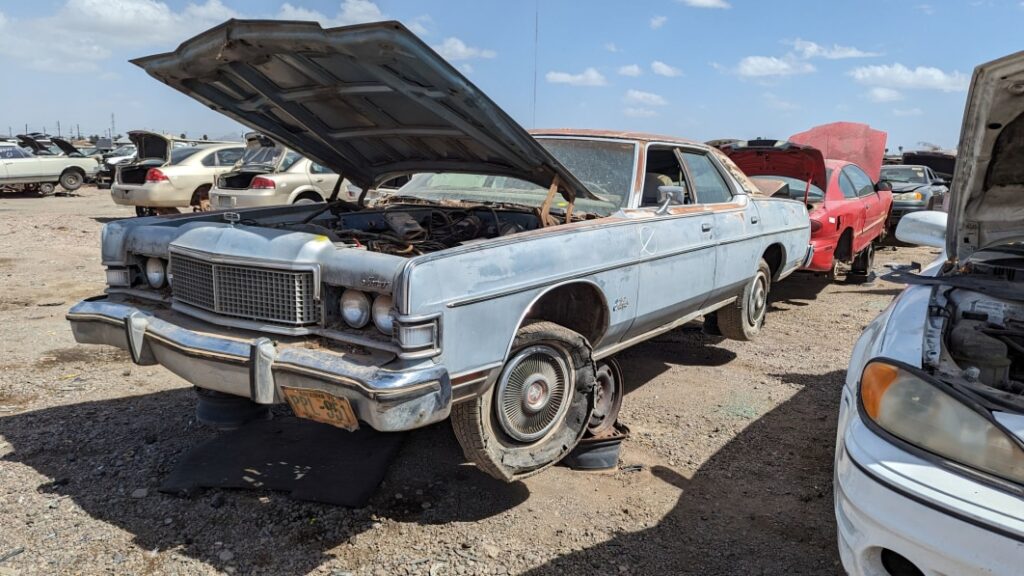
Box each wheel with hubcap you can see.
[37,182,56,196]
[451,321,595,481]
[717,259,771,341]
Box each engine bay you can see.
[278,203,548,256]
[932,250,1024,404]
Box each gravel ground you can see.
[0,186,938,575]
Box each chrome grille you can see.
[170,252,320,326]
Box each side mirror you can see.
[895,210,947,248]
[875,180,892,192]
[656,185,688,215]
[932,178,948,186]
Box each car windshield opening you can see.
[881,166,928,184]
[379,138,633,216]
[750,175,825,201]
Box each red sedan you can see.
[722,122,893,280]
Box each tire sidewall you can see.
[59,171,82,191]
[743,262,771,337]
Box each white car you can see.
[111,132,243,216]
[0,142,99,195]
[835,51,1024,575]
[209,133,353,209]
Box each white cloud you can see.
[433,37,497,61]
[278,0,396,28]
[678,0,731,8]
[624,107,657,118]
[788,39,880,60]
[624,89,667,106]
[917,4,935,14]
[459,63,474,75]
[736,56,815,78]
[650,15,667,29]
[893,107,924,117]
[618,64,643,77]
[865,87,903,102]
[336,0,383,24]
[849,63,968,92]
[546,67,607,87]
[406,15,432,35]
[651,60,682,77]
[605,42,620,53]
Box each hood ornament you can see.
[223,212,241,225]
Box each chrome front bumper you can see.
[67,296,452,432]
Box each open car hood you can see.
[719,139,827,192]
[902,151,956,180]
[946,51,1024,264]
[51,137,83,157]
[15,134,49,155]
[789,122,887,182]
[127,131,171,162]
[131,19,591,202]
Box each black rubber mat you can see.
[160,416,406,506]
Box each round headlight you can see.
[145,257,166,288]
[372,295,394,334]
[340,289,371,328]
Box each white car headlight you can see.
[860,360,1024,485]
[372,294,394,334]
[340,289,371,328]
[145,257,167,288]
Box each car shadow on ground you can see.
[770,272,831,308]
[0,388,527,574]
[521,369,847,575]
[90,216,130,224]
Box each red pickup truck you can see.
[721,122,893,281]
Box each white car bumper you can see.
[835,389,1024,576]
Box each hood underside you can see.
[128,131,170,162]
[947,50,1024,263]
[789,122,887,182]
[16,134,48,155]
[51,137,82,157]
[720,139,827,192]
[131,19,591,202]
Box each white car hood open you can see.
[947,51,1024,263]
[130,19,593,203]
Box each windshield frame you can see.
[880,166,929,184]
[534,135,640,208]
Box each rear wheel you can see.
[59,170,84,191]
[37,183,56,196]
[451,321,595,481]
[190,184,212,212]
[293,192,323,205]
[849,242,875,281]
[588,358,623,437]
[718,259,771,341]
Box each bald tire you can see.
[717,259,771,342]
[451,321,595,482]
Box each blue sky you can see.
[0,0,1020,151]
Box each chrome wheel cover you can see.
[495,345,572,443]
[748,272,768,326]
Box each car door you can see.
[3,148,39,179]
[308,161,342,198]
[624,144,716,339]
[679,149,758,303]
[842,165,879,251]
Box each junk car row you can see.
[51,18,1024,576]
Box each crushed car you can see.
[835,50,1024,575]
[721,123,893,281]
[209,132,355,209]
[67,20,812,481]
[110,131,243,216]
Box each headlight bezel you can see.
[857,358,1024,495]
[339,288,372,329]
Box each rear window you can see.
[169,147,202,165]
[750,175,825,201]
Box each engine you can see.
[281,204,539,256]
[940,288,1024,395]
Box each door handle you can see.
[701,223,712,232]
[750,216,760,224]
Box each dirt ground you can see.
[0,186,938,576]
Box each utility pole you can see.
[77,124,81,139]
[111,113,116,140]
[57,121,61,137]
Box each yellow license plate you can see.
[281,387,359,431]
